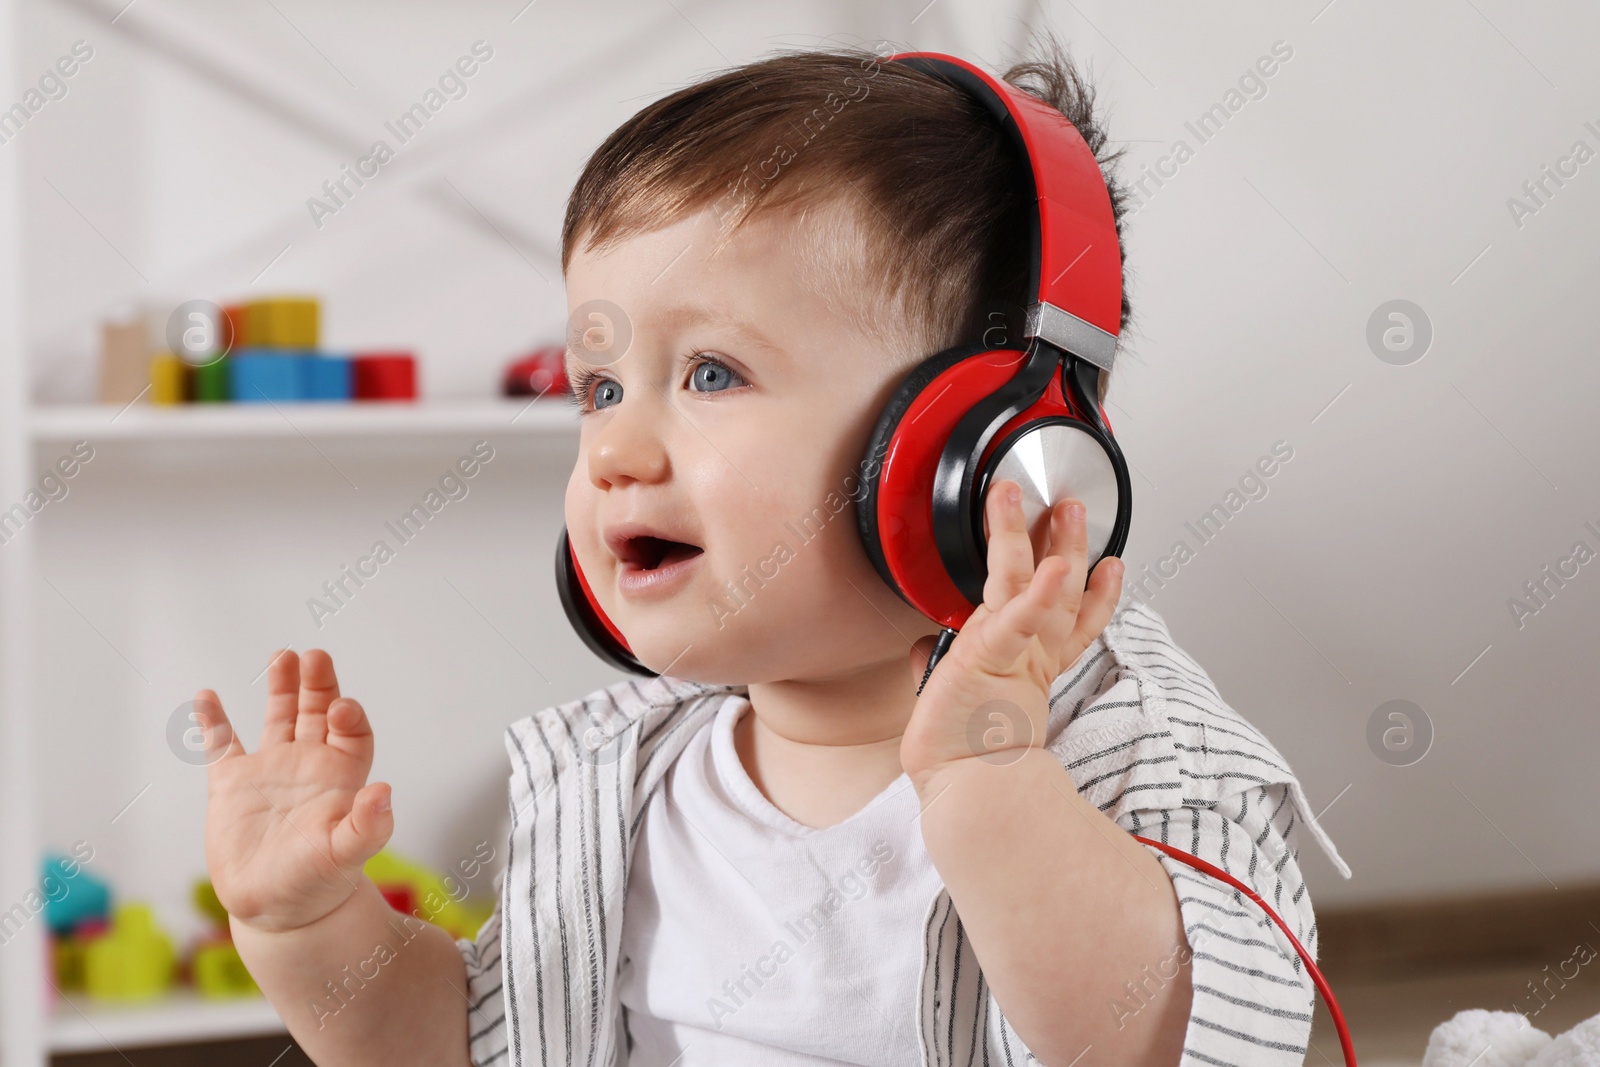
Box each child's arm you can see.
[901,482,1188,1065]
[198,650,472,1066]
[230,876,473,1063]
[913,749,1190,1066]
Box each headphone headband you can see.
[887,52,1122,372]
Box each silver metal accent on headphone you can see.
[1024,302,1118,372]
[988,421,1120,567]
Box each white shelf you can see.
[28,399,580,441]
[49,990,286,1053]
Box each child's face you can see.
[563,202,941,683]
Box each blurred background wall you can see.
[6,0,1598,997]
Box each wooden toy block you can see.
[149,353,189,405]
[98,317,150,404]
[305,355,352,401]
[84,902,175,1001]
[241,298,318,349]
[192,356,230,402]
[230,351,305,402]
[222,304,246,348]
[352,352,417,401]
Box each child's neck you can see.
[736,658,917,830]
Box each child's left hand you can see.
[899,477,1125,792]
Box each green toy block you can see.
[84,903,175,1001]
[192,357,230,402]
[192,937,260,999]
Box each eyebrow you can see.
[566,302,786,368]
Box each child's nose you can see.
[585,404,670,489]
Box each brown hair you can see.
[561,30,1132,405]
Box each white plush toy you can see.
[1421,1009,1600,1067]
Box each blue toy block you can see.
[305,355,352,401]
[230,350,305,402]
[41,854,111,936]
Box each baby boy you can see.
[198,35,1349,1067]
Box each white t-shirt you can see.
[617,693,945,1066]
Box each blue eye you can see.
[688,356,745,393]
[591,377,622,411]
[567,352,747,417]
[566,367,621,414]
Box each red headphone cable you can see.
[1131,836,1358,1067]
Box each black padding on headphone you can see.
[555,527,656,677]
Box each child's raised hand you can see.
[197,649,394,934]
[899,478,1125,789]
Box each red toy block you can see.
[352,352,417,401]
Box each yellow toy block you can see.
[363,850,494,940]
[84,903,175,1001]
[241,298,318,349]
[149,353,188,404]
[192,937,260,999]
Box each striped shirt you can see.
[456,599,1351,1066]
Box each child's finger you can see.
[294,649,341,745]
[971,555,1072,672]
[194,689,246,763]
[330,781,393,871]
[1061,555,1125,661]
[981,480,1035,611]
[1033,501,1093,652]
[325,697,375,766]
[1042,498,1089,574]
[261,649,299,746]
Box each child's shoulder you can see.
[501,673,742,765]
[1046,598,1351,876]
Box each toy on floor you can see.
[1424,1008,1600,1066]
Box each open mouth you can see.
[616,535,704,571]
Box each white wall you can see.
[11,0,1599,923]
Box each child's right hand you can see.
[196,649,394,934]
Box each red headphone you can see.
[557,50,1131,679]
[555,52,1358,1065]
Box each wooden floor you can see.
[1309,961,1600,1066]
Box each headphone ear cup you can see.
[554,527,657,677]
[857,340,997,607]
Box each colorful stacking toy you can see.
[127,294,418,404]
